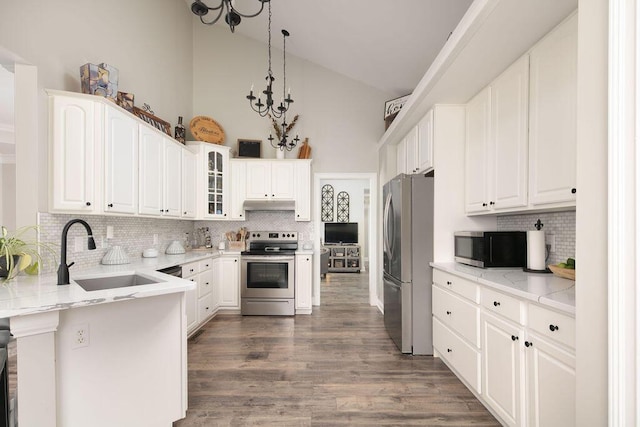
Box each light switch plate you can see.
[106,226,114,239]
[545,233,556,253]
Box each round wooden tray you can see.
[189,116,225,144]
[548,264,575,281]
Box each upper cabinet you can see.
[181,149,197,219]
[396,109,434,176]
[294,161,311,221]
[49,95,101,213]
[528,13,578,207]
[464,13,577,216]
[186,142,230,220]
[245,161,295,200]
[229,160,246,221]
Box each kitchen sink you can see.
[75,274,165,292]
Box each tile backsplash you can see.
[497,210,576,265]
[37,211,314,273]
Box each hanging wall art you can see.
[337,191,350,222]
[321,184,334,222]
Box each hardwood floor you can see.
[175,273,499,426]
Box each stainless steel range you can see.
[241,231,298,316]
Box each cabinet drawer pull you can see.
[549,324,559,331]
[447,348,452,353]
[511,335,519,341]
[524,341,533,347]
[489,201,495,205]
[571,188,577,194]
[108,203,114,208]
[446,311,451,315]
[446,281,452,285]
[493,301,500,307]
[482,203,487,207]
[184,211,187,215]
[86,202,92,206]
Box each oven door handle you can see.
[241,255,295,262]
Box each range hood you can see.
[243,199,296,211]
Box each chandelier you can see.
[190,0,270,33]
[246,1,298,151]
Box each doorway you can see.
[313,173,378,308]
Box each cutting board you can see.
[297,138,311,159]
[189,116,225,144]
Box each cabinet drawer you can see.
[434,317,481,393]
[198,293,214,323]
[433,269,480,303]
[528,304,575,349]
[181,261,200,278]
[481,287,522,324]
[199,258,213,271]
[198,268,214,298]
[433,285,480,347]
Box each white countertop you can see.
[431,262,576,315]
[0,250,241,319]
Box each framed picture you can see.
[238,139,262,158]
[132,106,171,136]
[384,94,410,119]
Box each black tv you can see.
[325,222,358,244]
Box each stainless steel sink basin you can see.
[75,274,165,292]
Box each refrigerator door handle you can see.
[383,192,395,260]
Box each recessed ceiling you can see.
[192,0,473,96]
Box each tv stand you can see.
[326,244,361,273]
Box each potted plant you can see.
[0,225,56,280]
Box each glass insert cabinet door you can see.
[207,150,225,216]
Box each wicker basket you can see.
[548,264,575,281]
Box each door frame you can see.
[313,172,378,307]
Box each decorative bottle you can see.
[174,116,186,144]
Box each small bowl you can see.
[142,248,158,258]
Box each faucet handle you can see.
[67,261,75,268]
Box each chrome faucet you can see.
[57,219,96,285]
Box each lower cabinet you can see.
[182,256,223,336]
[433,268,575,427]
[181,260,201,334]
[215,255,240,310]
[295,254,313,313]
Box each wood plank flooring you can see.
[175,273,499,426]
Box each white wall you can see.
[0,0,194,212]
[192,25,391,173]
[0,163,16,229]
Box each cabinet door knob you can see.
[264,194,268,197]
[447,348,452,353]
[524,341,533,347]
[446,311,451,315]
[108,203,114,208]
[184,211,187,215]
[86,202,91,206]
[482,203,487,207]
[571,188,577,194]
[493,301,500,307]
[306,258,309,261]
[446,281,452,285]
[511,335,519,341]
[549,324,559,331]
[489,201,495,206]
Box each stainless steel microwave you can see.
[454,231,526,268]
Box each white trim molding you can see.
[608,0,638,425]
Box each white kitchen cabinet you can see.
[245,160,295,200]
[49,93,102,213]
[181,261,200,334]
[295,254,313,313]
[466,56,529,214]
[465,87,491,213]
[524,333,576,427]
[417,109,434,173]
[186,142,231,219]
[104,104,138,215]
[396,136,407,176]
[294,161,311,221]
[197,258,216,323]
[490,55,529,210]
[528,14,577,207]
[404,126,419,174]
[139,129,182,218]
[481,311,524,427]
[433,317,482,393]
[216,255,240,310]
[229,159,246,220]
[181,148,197,218]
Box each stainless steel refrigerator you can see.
[383,173,434,354]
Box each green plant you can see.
[0,225,56,280]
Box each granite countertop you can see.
[0,250,241,319]
[431,262,576,315]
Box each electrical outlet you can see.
[72,323,90,349]
[106,225,114,239]
[545,233,556,253]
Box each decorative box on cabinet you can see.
[295,254,313,314]
[186,141,231,220]
[327,245,361,272]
